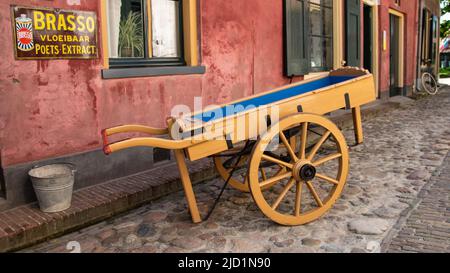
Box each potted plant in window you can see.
[118,11,144,58]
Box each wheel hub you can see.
[293,161,317,182]
[300,164,316,181]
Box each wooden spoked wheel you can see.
[248,113,349,226]
[214,144,287,193]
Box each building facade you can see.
[0,0,440,210]
[417,0,441,79]
[378,0,419,97]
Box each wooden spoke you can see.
[260,168,267,181]
[237,156,248,167]
[214,155,251,193]
[260,172,292,188]
[261,154,293,169]
[248,113,349,226]
[306,181,324,207]
[315,173,340,185]
[224,156,247,172]
[307,131,331,161]
[279,131,298,162]
[299,122,308,159]
[294,182,303,216]
[272,165,286,177]
[313,153,342,166]
[271,178,296,210]
[289,135,297,152]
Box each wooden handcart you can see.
[101,67,376,226]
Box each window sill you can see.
[303,71,329,80]
[102,66,206,79]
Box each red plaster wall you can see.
[0,0,292,167]
[378,0,419,93]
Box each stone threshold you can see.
[0,96,413,253]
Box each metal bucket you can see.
[28,164,76,213]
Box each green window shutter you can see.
[284,0,310,76]
[345,0,361,67]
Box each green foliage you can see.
[442,0,450,14]
[441,20,450,38]
[439,67,450,78]
[118,11,144,58]
[441,1,450,38]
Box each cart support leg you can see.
[174,149,202,223]
[352,106,364,145]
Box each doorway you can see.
[389,13,403,97]
[419,9,439,76]
[363,4,372,72]
[362,1,379,97]
[345,0,361,67]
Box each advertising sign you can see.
[11,6,98,60]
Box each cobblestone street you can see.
[24,89,450,253]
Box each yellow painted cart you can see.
[102,67,376,226]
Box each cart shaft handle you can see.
[102,125,172,155]
[104,137,194,155]
[103,125,168,137]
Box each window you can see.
[430,14,438,65]
[420,9,438,66]
[107,0,185,68]
[284,0,334,76]
[309,0,333,72]
[421,9,429,64]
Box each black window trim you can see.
[109,0,186,69]
[102,65,206,79]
